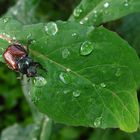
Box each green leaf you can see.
[5,0,40,24]
[69,0,140,26]
[117,13,140,56]
[0,18,139,132]
[1,117,52,140]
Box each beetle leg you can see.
[33,62,48,73]
[17,74,23,80]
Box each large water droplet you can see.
[104,2,110,8]
[62,48,70,59]
[100,83,106,88]
[45,22,58,36]
[73,7,83,18]
[73,90,81,97]
[115,68,121,77]
[59,72,71,84]
[33,76,47,87]
[80,41,94,56]
[94,117,102,127]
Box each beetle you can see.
[3,43,46,77]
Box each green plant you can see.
[1,0,140,139]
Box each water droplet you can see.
[80,41,94,56]
[62,48,70,59]
[72,33,77,37]
[0,48,4,51]
[94,117,102,127]
[59,72,71,84]
[124,0,129,6]
[32,39,36,44]
[115,68,121,77]
[100,83,106,88]
[104,2,110,8]
[84,17,88,21]
[33,76,47,87]
[73,90,81,97]
[45,22,58,36]
[92,84,96,87]
[27,34,36,44]
[94,10,97,14]
[66,68,71,72]
[27,33,32,39]
[32,137,37,140]
[124,3,128,6]
[3,17,9,23]
[73,7,83,18]
[13,10,18,15]
[12,37,16,40]
[64,90,70,94]
[79,21,84,24]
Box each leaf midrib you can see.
[31,49,137,126]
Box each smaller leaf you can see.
[69,0,140,26]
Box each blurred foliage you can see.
[0,63,32,132]
[0,0,140,139]
[104,13,140,57]
[6,0,81,24]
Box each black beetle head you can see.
[26,66,37,77]
[17,57,37,77]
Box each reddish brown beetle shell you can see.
[3,44,27,70]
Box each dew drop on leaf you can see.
[64,90,70,94]
[26,33,36,44]
[13,10,18,15]
[73,90,81,97]
[84,17,88,21]
[73,7,83,18]
[124,0,129,6]
[3,17,9,23]
[66,68,71,72]
[59,72,71,84]
[62,48,70,59]
[33,76,47,87]
[79,21,84,25]
[94,117,102,127]
[27,33,32,39]
[80,41,94,56]
[92,84,96,87]
[93,10,98,17]
[115,68,121,77]
[100,83,106,88]
[72,33,77,37]
[104,2,110,8]
[45,22,58,36]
